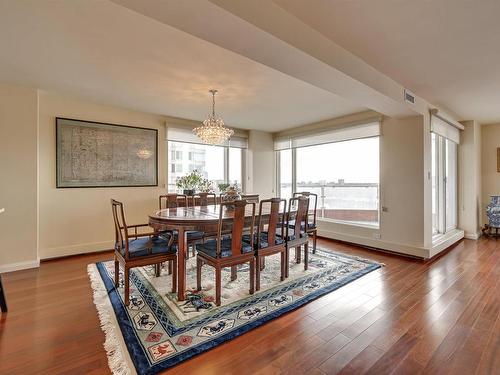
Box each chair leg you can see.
[304,242,309,271]
[124,266,130,306]
[249,258,255,295]
[285,247,290,278]
[114,259,119,287]
[280,251,285,281]
[168,260,172,275]
[260,257,266,271]
[231,265,237,281]
[296,246,301,264]
[312,231,317,254]
[215,266,222,306]
[256,256,261,291]
[172,258,177,294]
[196,258,202,291]
[155,263,161,277]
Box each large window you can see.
[167,141,244,192]
[276,121,380,227]
[431,133,458,236]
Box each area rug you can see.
[88,248,382,375]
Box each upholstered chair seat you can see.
[117,235,177,259]
[196,237,253,258]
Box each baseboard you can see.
[464,231,481,240]
[430,229,465,258]
[0,258,40,273]
[40,240,114,260]
[318,228,430,259]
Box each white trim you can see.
[318,217,379,230]
[318,228,430,259]
[87,264,136,375]
[40,240,114,260]
[0,258,40,273]
[464,231,481,240]
[430,229,465,258]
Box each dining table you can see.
[149,204,272,301]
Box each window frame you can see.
[276,136,380,228]
[167,140,246,192]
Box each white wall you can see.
[246,130,275,198]
[0,84,39,271]
[458,120,482,238]
[38,91,167,259]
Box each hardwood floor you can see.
[0,237,499,374]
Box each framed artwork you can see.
[56,117,158,188]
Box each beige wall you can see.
[38,91,167,259]
[246,130,275,198]
[459,120,482,238]
[0,84,39,271]
[481,123,500,225]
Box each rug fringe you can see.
[87,264,133,375]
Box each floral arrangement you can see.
[198,178,214,193]
[217,183,230,192]
[175,170,203,191]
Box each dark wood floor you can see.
[0,237,498,374]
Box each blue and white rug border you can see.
[88,252,382,375]
[88,263,137,375]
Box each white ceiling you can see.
[0,0,365,132]
[275,0,500,124]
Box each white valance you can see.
[430,111,461,144]
[166,123,248,148]
[274,120,380,151]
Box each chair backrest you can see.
[257,198,286,248]
[241,194,259,204]
[286,196,309,239]
[215,200,256,257]
[294,191,317,227]
[159,194,188,209]
[111,199,130,259]
[195,192,217,206]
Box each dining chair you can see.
[159,194,204,258]
[284,196,310,276]
[293,192,318,253]
[111,199,177,306]
[195,192,217,206]
[243,198,287,291]
[241,194,259,204]
[196,200,256,306]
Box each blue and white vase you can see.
[486,195,500,228]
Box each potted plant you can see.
[217,182,230,193]
[176,170,203,196]
[198,178,214,193]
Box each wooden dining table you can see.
[149,204,271,301]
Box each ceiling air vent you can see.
[404,89,415,104]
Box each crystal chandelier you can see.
[193,89,233,145]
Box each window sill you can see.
[317,217,380,230]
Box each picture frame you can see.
[56,117,158,188]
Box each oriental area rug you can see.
[87,248,382,375]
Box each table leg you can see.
[177,227,186,301]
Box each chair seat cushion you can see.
[117,235,176,259]
[287,219,316,231]
[196,237,253,258]
[242,231,284,249]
